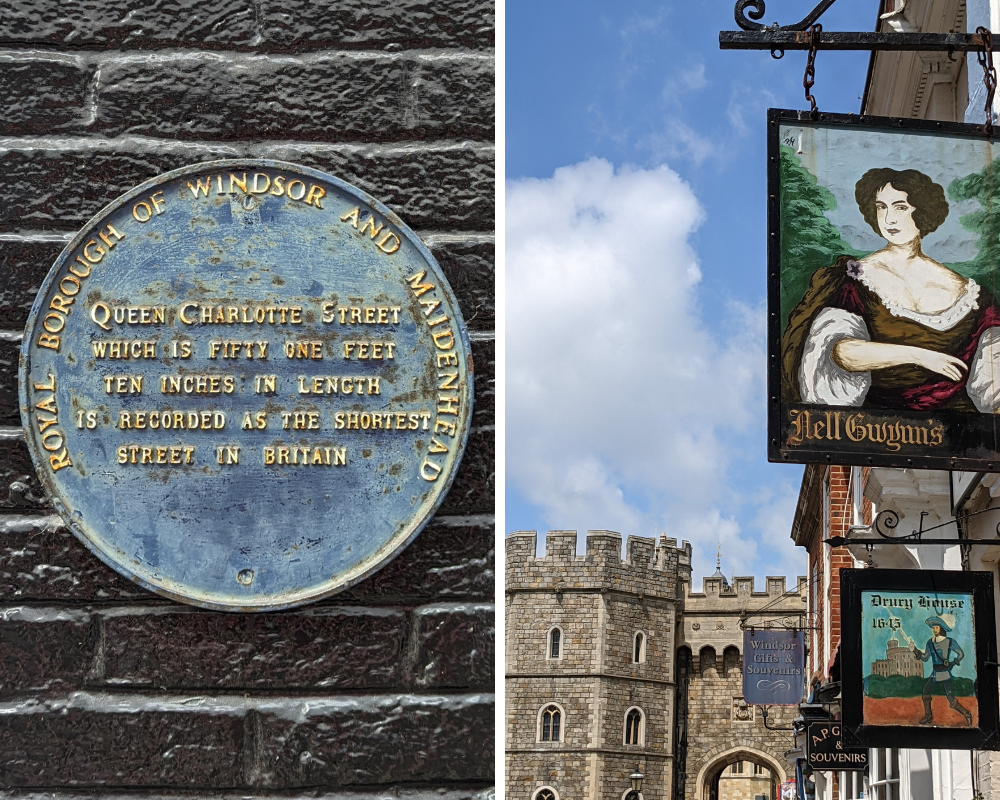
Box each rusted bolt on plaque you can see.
[20,160,473,611]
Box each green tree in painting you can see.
[780,144,862,332]
[947,160,1000,290]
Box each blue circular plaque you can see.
[19,160,473,610]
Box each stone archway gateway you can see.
[693,746,787,800]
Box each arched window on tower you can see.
[548,626,562,659]
[624,707,645,745]
[538,704,563,742]
[633,631,646,663]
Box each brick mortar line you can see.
[0,47,495,64]
[0,426,25,441]
[434,514,494,527]
[0,604,414,621]
[0,690,496,715]
[412,601,494,615]
[0,37,496,53]
[0,136,494,154]
[419,232,495,246]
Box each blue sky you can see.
[505,0,877,584]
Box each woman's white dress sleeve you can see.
[799,308,871,406]
[968,327,1000,413]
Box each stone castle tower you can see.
[505,529,807,800]
[505,530,691,800]
[678,572,807,799]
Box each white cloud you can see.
[640,119,716,167]
[662,63,709,101]
[507,158,802,582]
[727,83,778,138]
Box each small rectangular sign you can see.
[742,629,805,706]
[806,721,868,770]
[841,568,1000,750]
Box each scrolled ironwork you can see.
[734,0,839,32]
[873,508,903,539]
[735,0,766,30]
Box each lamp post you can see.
[627,764,643,800]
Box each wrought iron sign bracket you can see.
[722,0,993,57]
[738,609,817,632]
[759,705,795,731]
[825,508,1000,549]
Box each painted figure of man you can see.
[908,614,974,726]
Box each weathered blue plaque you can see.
[742,629,806,706]
[19,160,473,610]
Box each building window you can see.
[753,763,767,776]
[533,788,559,800]
[539,704,563,742]
[731,761,744,774]
[624,707,644,745]
[548,627,562,659]
[870,748,900,800]
[633,631,646,663]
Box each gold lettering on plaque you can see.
[32,374,72,471]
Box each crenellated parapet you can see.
[684,574,808,604]
[505,529,691,600]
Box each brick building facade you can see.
[790,466,865,686]
[0,1,494,794]
[505,530,806,800]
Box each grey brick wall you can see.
[0,0,494,794]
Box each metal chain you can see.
[977,26,997,136]
[803,24,821,118]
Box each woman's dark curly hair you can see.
[854,168,949,237]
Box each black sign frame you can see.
[768,108,1000,471]
[806,721,868,771]
[841,568,1000,750]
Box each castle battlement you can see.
[685,574,808,599]
[505,529,691,599]
[682,574,808,613]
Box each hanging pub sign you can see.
[742,628,805,706]
[19,160,473,611]
[840,568,999,749]
[768,108,1000,470]
[806,721,868,771]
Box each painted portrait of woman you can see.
[781,167,1000,412]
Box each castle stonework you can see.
[505,530,807,800]
[679,572,808,799]
[871,636,923,678]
